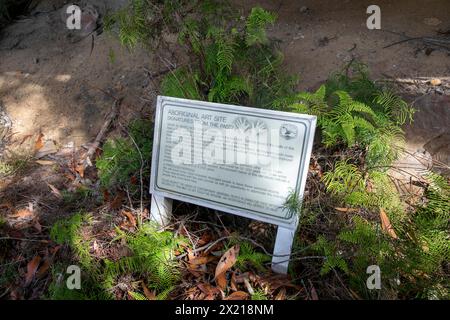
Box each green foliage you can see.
[293,64,449,299]
[251,289,268,300]
[108,224,183,292]
[282,190,302,218]
[245,7,276,46]
[0,153,31,179]
[46,263,105,300]
[128,286,174,300]
[312,235,348,275]
[0,215,6,228]
[100,1,448,300]
[107,1,296,106]
[160,68,202,100]
[96,119,152,190]
[48,216,186,299]
[104,0,199,50]
[104,0,155,49]
[50,213,94,269]
[398,173,450,298]
[235,241,270,271]
[322,160,404,212]
[289,63,413,167]
[159,5,296,107]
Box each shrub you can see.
[96,119,152,190]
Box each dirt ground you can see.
[0,0,449,167]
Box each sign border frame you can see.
[150,95,316,230]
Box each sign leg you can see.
[150,194,173,226]
[271,226,296,274]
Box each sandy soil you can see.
[0,0,162,150]
[0,0,449,167]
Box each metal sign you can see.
[150,96,316,273]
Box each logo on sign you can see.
[280,124,298,139]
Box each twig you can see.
[83,98,122,167]
[381,30,450,51]
[332,268,356,299]
[271,255,326,266]
[0,237,48,243]
[176,236,230,260]
[243,277,255,295]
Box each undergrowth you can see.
[96,119,152,191]
[48,212,185,300]
[291,64,449,299]
[106,1,297,108]
[64,0,450,300]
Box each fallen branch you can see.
[381,30,450,52]
[0,237,48,243]
[83,98,123,168]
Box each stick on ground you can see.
[83,98,123,167]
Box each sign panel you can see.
[150,96,316,229]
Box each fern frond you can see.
[161,68,202,100]
[374,90,414,125]
[245,7,276,46]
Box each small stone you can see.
[430,78,442,86]
[300,6,309,13]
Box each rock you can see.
[300,6,309,13]
[403,93,450,174]
[430,78,442,86]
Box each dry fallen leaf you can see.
[110,192,125,210]
[47,183,62,199]
[121,210,136,228]
[103,189,110,203]
[215,245,239,291]
[335,207,359,213]
[35,160,55,166]
[142,283,156,300]
[215,245,239,278]
[216,273,227,291]
[188,256,214,266]
[10,208,34,219]
[380,208,398,239]
[130,176,138,185]
[75,164,85,178]
[34,133,44,151]
[25,255,41,286]
[36,259,50,278]
[275,287,286,300]
[197,283,220,299]
[224,291,249,300]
